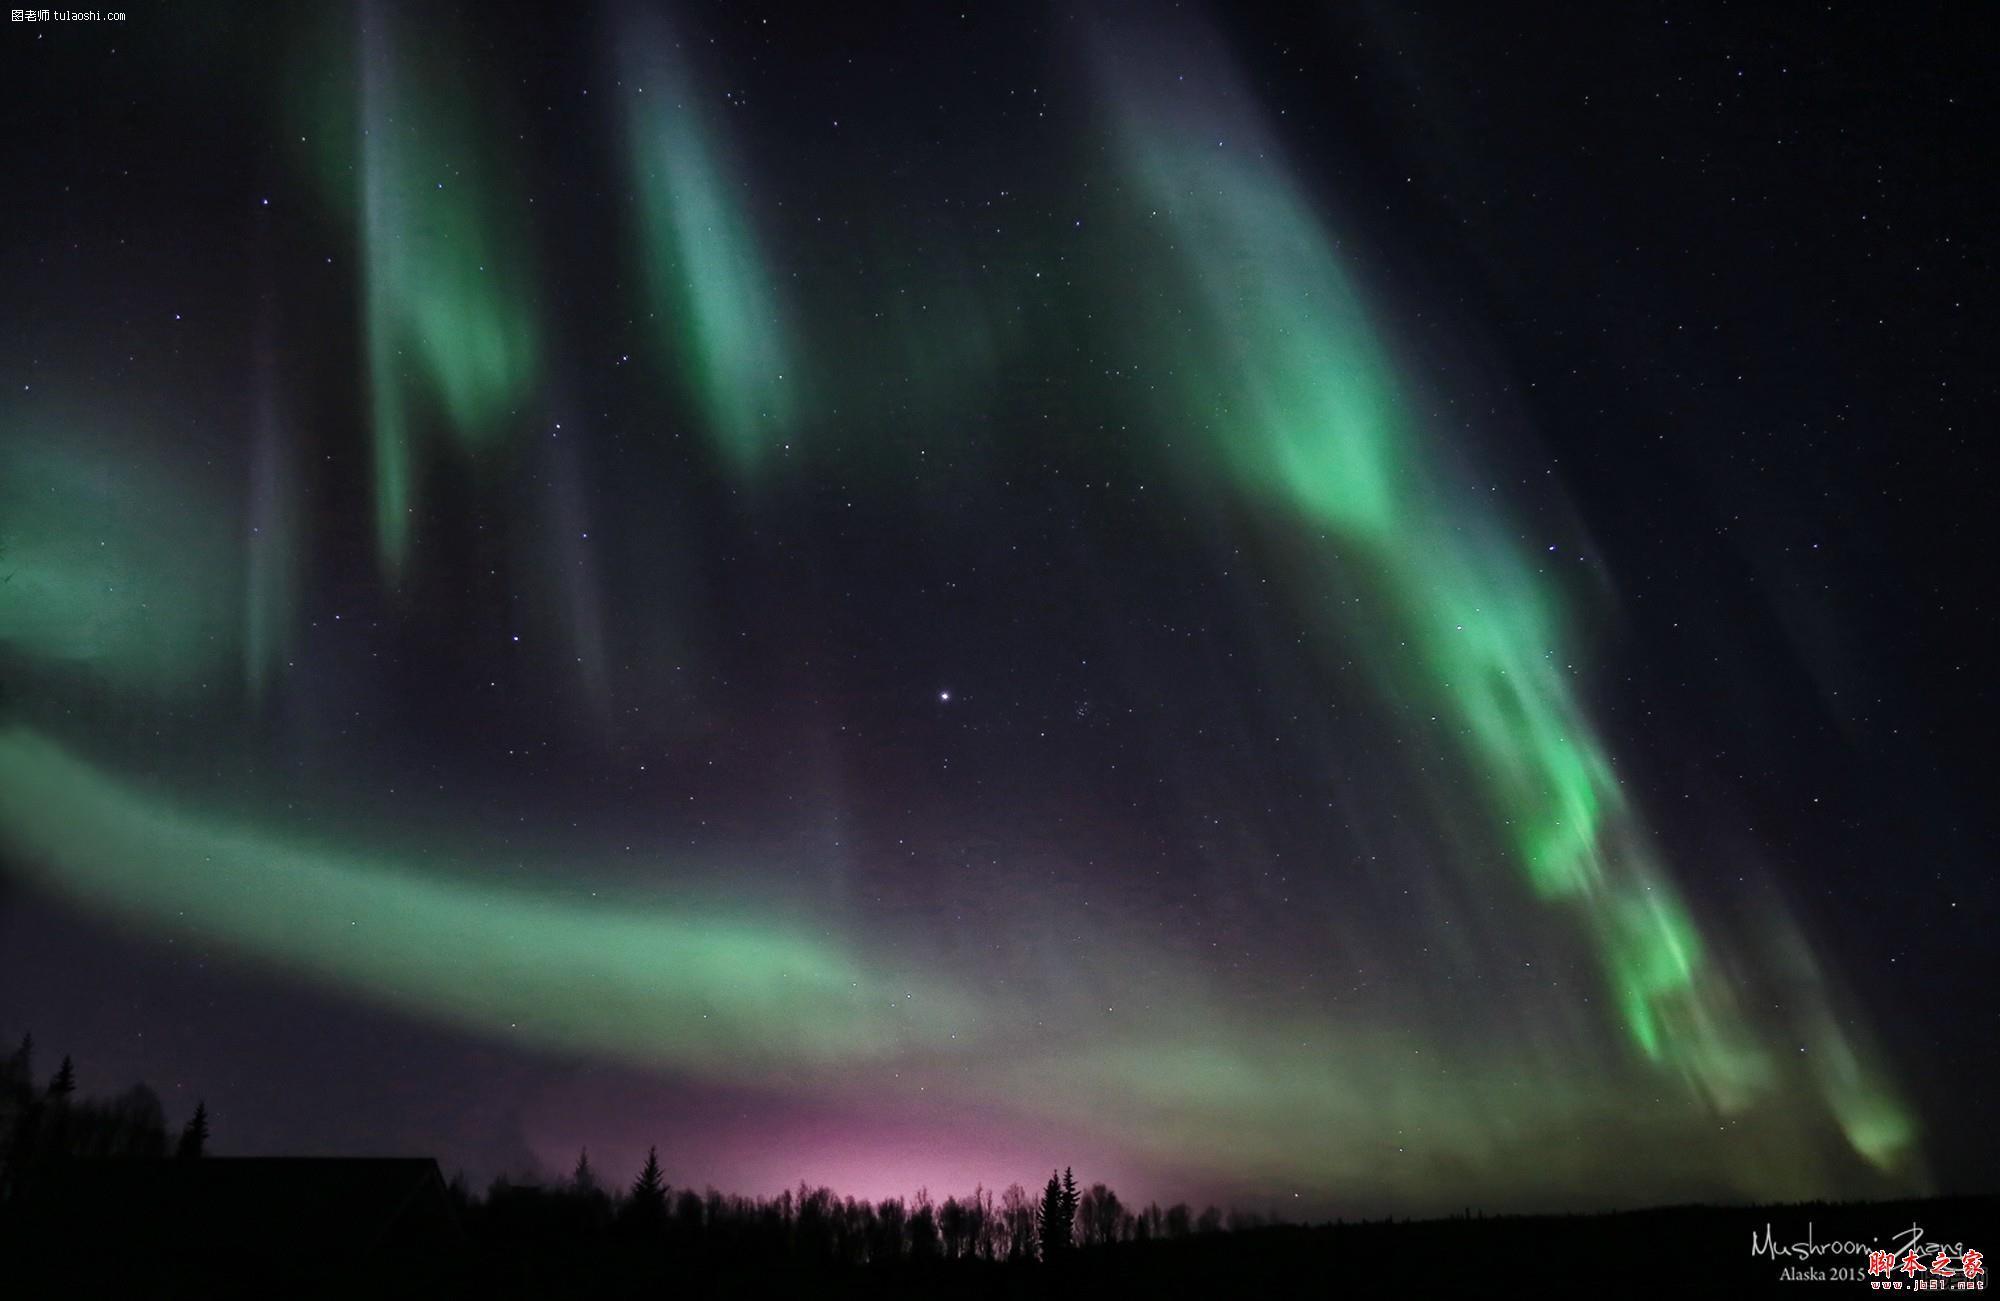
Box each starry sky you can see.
[1,2,1992,1217]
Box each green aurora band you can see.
[618,14,796,476]
[348,4,541,576]
[1093,41,1914,1171]
[0,728,959,1081]
[0,727,1908,1208]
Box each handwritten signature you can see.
[1751,1222,1967,1261]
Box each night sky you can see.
[1,2,1993,1218]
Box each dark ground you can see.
[7,1189,1992,1298]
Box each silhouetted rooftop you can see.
[13,1156,462,1260]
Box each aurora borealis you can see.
[1,3,1991,1217]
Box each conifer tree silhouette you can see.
[176,1100,209,1158]
[47,1055,75,1099]
[629,1145,667,1224]
[1037,1169,1073,1262]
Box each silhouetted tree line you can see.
[0,1035,210,1206]
[471,1144,1245,1269]
[4,1031,1265,1277]
[8,1033,1987,1300]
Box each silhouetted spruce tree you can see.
[48,1055,75,1099]
[1037,1170,1072,1262]
[627,1146,667,1227]
[1061,1167,1079,1240]
[572,1147,597,1195]
[176,1100,208,1158]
